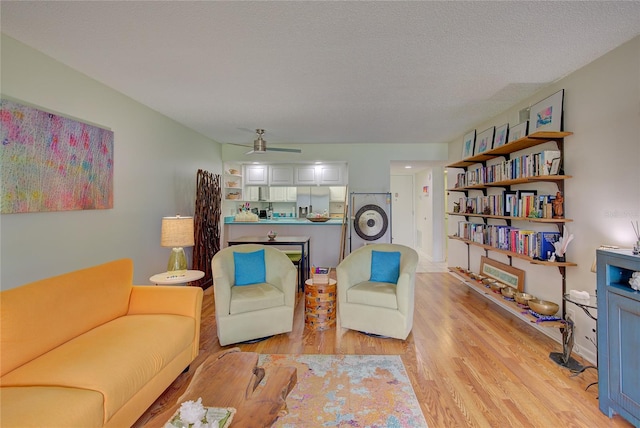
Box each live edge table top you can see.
[148,348,297,428]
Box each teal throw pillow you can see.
[370,250,401,283]
[233,249,266,286]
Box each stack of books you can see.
[311,267,330,284]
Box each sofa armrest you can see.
[128,285,203,358]
[127,285,203,318]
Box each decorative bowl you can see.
[501,286,517,298]
[528,299,559,316]
[482,277,497,286]
[489,282,506,293]
[306,216,330,223]
[514,292,535,306]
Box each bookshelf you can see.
[447,130,576,318]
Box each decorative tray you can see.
[307,217,331,222]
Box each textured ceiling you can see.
[2,1,640,148]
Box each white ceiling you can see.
[2,1,640,149]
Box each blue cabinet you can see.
[597,249,640,427]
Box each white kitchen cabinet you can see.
[319,164,346,185]
[245,186,260,201]
[244,165,269,185]
[269,187,286,201]
[268,165,294,186]
[329,186,346,202]
[294,166,318,185]
[286,187,297,201]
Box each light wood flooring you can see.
[135,273,632,427]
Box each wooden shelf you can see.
[448,235,577,267]
[447,175,572,191]
[448,268,566,329]
[447,131,573,168]
[446,212,573,223]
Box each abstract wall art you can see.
[1,99,114,214]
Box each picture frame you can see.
[493,123,509,148]
[474,126,495,155]
[479,256,525,292]
[504,190,517,216]
[461,130,476,159]
[549,157,561,175]
[508,120,528,142]
[529,89,564,133]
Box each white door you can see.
[390,175,414,247]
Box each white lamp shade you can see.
[161,216,195,248]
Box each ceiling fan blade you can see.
[228,142,252,148]
[266,147,302,153]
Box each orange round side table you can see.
[304,279,337,331]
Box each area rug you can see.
[258,354,428,427]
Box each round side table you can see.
[149,270,204,285]
[304,279,337,330]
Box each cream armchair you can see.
[336,243,419,340]
[212,244,297,346]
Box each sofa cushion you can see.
[230,283,285,315]
[233,249,266,286]
[347,281,398,309]
[1,386,104,427]
[370,250,401,283]
[1,314,195,423]
[0,259,133,376]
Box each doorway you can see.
[390,175,414,247]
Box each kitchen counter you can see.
[224,217,343,225]
[223,217,346,268]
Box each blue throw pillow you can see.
[370,250,401,283]
[233,249,266,286]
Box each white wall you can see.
[0,35,222,289]
[446,35,640,363]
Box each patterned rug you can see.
[258,354,428,427]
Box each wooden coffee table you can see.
[149,348,297,427]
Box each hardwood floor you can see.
[135,273,631,427]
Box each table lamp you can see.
[161,215,195,275]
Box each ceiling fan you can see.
[231,129,301,154]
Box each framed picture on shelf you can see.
[508,120,528,142]
[529,89,564,133]
[474,127,495,155]
[504,191,517,216]
[549,158,561,175]
[493,123,509,148]
[461,130,476,159]
[479,256,525,292]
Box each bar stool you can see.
[284,250,305,292]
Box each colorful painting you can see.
[1,100,114,214]
[529,89,564,133]
[461,129,475,159]
[508,120,529,142]
[493,123,509,148]
[474,126,495,155]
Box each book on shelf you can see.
[452,147,563,188]
[457,221,565,260]
[534,231,561,260]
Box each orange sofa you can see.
[0,259,203,427]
